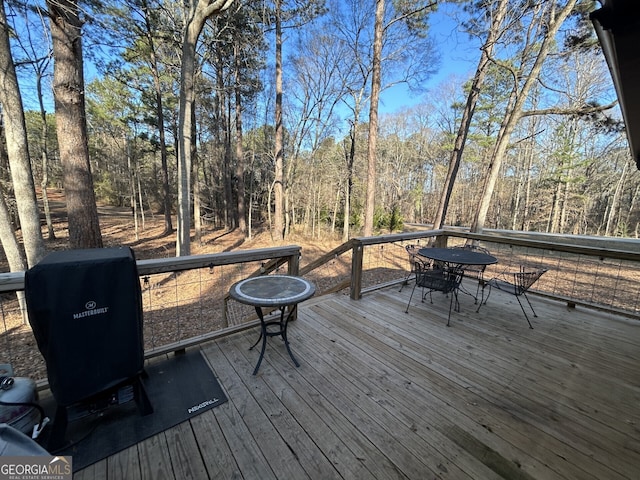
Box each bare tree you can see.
[329,0,436,237]
[363,0,384,236]
[266,0,325,241]
[273,0,285,241]
[284,24,346,239]
[432,0,509,231]
[11,3,56,240]
[343,123,356,241]
[234,40,247,236]
[140,0,174,236]
[327,0,373,240]
[0,0,46,266]
[471,0,578,233]
[176,0,235,256]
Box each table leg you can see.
[250,305,301,375]
[250,306,268,375]
[280,306,300,368]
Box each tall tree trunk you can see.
[284,183,292,237]
[363,0,385,237]
[471,0,577,234]
[625,182,639,234]
[36,66,55,241]
[40,133,55,240]
[433,0,508,230]
[559,170,571,233]
[513,114,539,231]
[605,161,626,236]
[137,170,145,230]
[549,170,562,233]
[331,188,339,233]
[234,42,247,236]
[176,0,235,256]
[47,0,102,249]
[342,122,356,243]
[0,1,46,265]
[177,21,198,256]
[192,103,202,244]
[223,79,233,229]
[0,185,25,272]
[141,0,172,235]
[267,180,274,236]
[510,150,523,230]
[273,0,285,241]
[519,138,535,231]
[0,184,28,323]
[248,151,256,240]
[126,137,139,241]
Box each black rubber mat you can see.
[38,349,227,471]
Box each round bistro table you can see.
[229,275,315,375]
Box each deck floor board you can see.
[75,285,640,479]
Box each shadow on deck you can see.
[73,279,640,479]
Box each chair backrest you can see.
[514,268,548,295]
[405,244,422,272]
[454,243,490,255]
[415,260,462,293]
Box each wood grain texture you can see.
[74,282,640,479]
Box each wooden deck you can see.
[74,280,640,479]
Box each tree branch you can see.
[520,100,618,117]
[201,0,236,19]
[384,1,437,32]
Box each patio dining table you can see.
[417,247,498,269]
[418,247,498,304]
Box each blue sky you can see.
[17,2,477,118]
[379,3,478,114]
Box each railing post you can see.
[350,240,364,300]
[433,234,449,248]
[287,249,302,321]
[287,249,301,276]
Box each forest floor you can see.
[21,189,344,265]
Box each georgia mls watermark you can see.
[0,456,72,480]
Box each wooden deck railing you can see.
[1,229,639,383]
[347,228,640,317]
[0,246,302,382]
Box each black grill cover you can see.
[25,247,145,406]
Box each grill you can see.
[25,247,152,449]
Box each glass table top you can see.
[229,275,316,307]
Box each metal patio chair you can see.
[398,244,422,292]
[404,258,464,327]
[477,266,548,328]
[453,243,491,303]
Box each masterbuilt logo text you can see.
[73,300,109,320]
[0,456,72,480]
